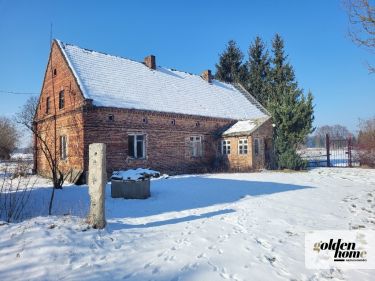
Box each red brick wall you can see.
[83,107,234,175]
[219,119,273,171]
[35,41,86,177]
[249,119,273,169]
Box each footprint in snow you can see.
[152,267,161,274]
[164,255,176,262]
[285,230,298,236]
[197,253,207,259]
[180,262,200,272]
[255,238,272,249]
[350,224,366,229]
[264,255,276,265]
[207,260,219,272]
[122,272,136,279]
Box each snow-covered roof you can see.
[222,117,270,137]
[57,40,268,120]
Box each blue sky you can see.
[0,0,374,141]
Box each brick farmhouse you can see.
[34,40,273,182]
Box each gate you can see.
[326,134,354,167]
[301,134,357,167]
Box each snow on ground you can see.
[0,168,375,281]
[10,153,33,161]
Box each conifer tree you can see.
[268,34,314,169]
[215,40,247,83]
[269,34,298,103]
[245,36,271,107]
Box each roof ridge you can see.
[56,39,146,67]
[55,39,220,82]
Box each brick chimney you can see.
[144,55,156,70]
[201,69,212,83]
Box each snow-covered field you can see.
[1,168,375,281]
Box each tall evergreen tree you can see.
[269,34,298,103]
[245,36,271,106]
[215,40,247,83]
[268,34,314,169]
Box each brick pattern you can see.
[35,41,86,177]
[83,107,233,174]
[219,119,273,171]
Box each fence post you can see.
[348,136,352,167]
[87,143,107,229]
[326,134,331,167]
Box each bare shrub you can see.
[357,117,375,167]
[11,158,33,179]
[0,163,36,222]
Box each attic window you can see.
[58,90,65,109]
[195,121,200,127]
[108,114,114,121]
[143,117,148,124]
[171,119,176,125]
[46,97,50,114]
[53,68,57,76]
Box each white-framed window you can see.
[190,136,203,157]
[60,135,67,160]
[221,140,231,155]
[254,138,260,156]
[128,134,146,159]
[238,138,248,154]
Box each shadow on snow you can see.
[1,174,314,225]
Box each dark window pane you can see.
[136,135,144,142]
[59,91,65,109]
[136,139,144,158]
[254,139,259,155]
[46,97,50,114]
[60,136,67,160]
[128,135,135,158]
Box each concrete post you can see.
[87,143,107,229]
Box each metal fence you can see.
[300,134,359,168]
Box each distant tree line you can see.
[215,34,314,170]
[305,124,353,148]
[0,117,18,160]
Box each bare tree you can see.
[344,0,375,72]
[16,97,67,215]
[357,116,375,166]
[312,124,352,147]
[0,117,18,160]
